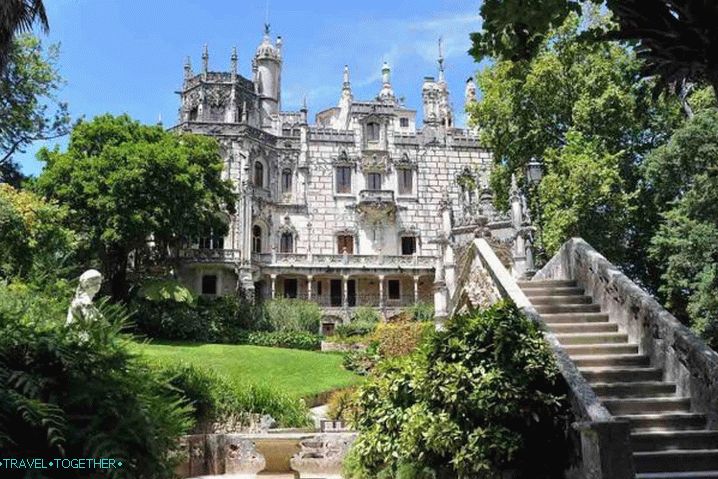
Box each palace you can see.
[172,26,531,331]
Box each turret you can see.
[422,39,453,127]
[254,23,283,119]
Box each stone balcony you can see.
[356,189,397,221]
[179,249,435,271]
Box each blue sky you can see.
[18,0,485,176]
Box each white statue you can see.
[66,269,103,325]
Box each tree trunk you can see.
[104,246,129,303]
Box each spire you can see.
[230,47,238,75]
[378,61,395,102]
[202,44,209,74]
[438,37,445,83]
[343,64,350,90]
[184,56,193,80]
[300,95,308,124]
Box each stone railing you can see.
[181,249,436,270]
[358,189,395,205]
[535,237,718,429]
[285,293,431,308]
[472,238,635,479]
[179,249,242,263]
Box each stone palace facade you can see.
[172,27,532,330]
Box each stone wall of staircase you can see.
[534,238,718,429]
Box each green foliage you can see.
[335,306,381,338]
[1,34,70,186]
[156,362,311,429]
[34,114,236,300]
[373,321,433,359]
[0,283,192,479]
[404,302,435,322]
[346,301,569,479]
[243,331,322,351]
[644,109,718,347]
[326,388,360,423]
[342,343,381,376]
[539,131,634,257]
[139,278,196,304]
[469,10,681,276]
[0,183,77,281]
[264,297,321,333]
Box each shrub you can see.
[157,363,311,430]
[0,283,192,479]
[326,388,360,424]
[244,331,322,351]
[373,321,433,358]
[404,302,434,322]
[335,306,381,338]
[264,298,321,333]
[346,301,570,479]
[342,342,381,376]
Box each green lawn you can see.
[134,341,360,398]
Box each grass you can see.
[133,341,360,399]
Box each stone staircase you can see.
[518,279,718,479]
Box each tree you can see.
[470,0,718,97]
[0,34,70,185]
[35,114,236,301]
[0,0,47,71]
[468,12,681,275]
[0,183,77,280]
[644,109,718,347]
[344,301,569,479]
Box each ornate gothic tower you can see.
[253,24,283,123]
[422,39,453,127]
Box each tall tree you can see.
[468,12,682,280]
[470,0,718,97]
[0,34,70,185]
[35,114,236,301]
[0,0,47,71]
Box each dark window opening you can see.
[283,278,298,299]
[388,279,401,300]
[401,236,417,255]
[280,233,294,253]
[316,281,323,296]
[202,275,218,295]
[189,107,198,121]
[399,169,413,194]
[400,117,409,128]
[281,169,292,193]
[252,225,262,253]
[254,161,264,187]
[337,235,354,254]
[366,122,380,141]
[367,172,382,190]
[336,166,352,194]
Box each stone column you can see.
[378,275,385,309]
[270,274,277,299]
[342,275,349,310]
[444,242,456,296]
[307,275,313,301]
[413,275,420,304]
[433,254,448,330]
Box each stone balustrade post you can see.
[342,275,349,310]
[271,245,277,264]
[413,275,419,304]
[270,274,277,299]
[378,274,385,309]
[307,275,313,301]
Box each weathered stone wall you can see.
[535,237,718,428]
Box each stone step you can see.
[523,287,584,297]
[617,413,707,432]
[550,322,618,334]
[592,381,676,398]
[530,295,593,305]
[632,431,718,452]
[542,312,610,324]
[535,303,602,314]
[556,332,629,345]
[572,354,650,368]
[563,343,639,356]
[580,367,663,383]
[603,397,691,415]
[634,450,718,473]
[637,472,718,479]
[518,279,577,288]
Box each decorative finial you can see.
[382,61,391,85]
[157,113,163,126]
[264,23,271,36]
[184,56,193,79]
[301,95,308,111]
[202,44,209,73]
[438,37,445,82]
[230,47,238,74]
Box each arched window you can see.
[254,161,264,187]
[252,225,262,253]
[280,233,294,253]
[366,122,380,142]
[281,168,292,193]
